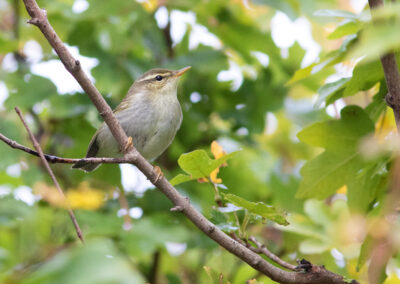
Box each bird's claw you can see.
[153,166,163,183]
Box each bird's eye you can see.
[155,75,163,81]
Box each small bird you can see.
[72,66,191,172]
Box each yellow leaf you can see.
[375,110,396,142]
[34,182,67,208]
[141,0,158,12]
[383,274,400,284]
[197,177,209,183]
[211,141,226,159]
[210,169,222,184]
[336,185,347,195]
[66,182,105,210]
[210,141,227,184]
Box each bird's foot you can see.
[153,165,164,183]
[124,136,133,152]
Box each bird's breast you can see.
[117,92,182,160]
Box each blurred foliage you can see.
[1,0,400,283]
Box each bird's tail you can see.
[72,133,100,172]
[72,160,100,172]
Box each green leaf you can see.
[298,106,374,151]
[170,150,237,186]
[24,240,145,284]
[0,34,18,53]
[169,174,193,186]
[357,235,374,271]
[222,193,289,226]
[0,196,32,227]
[314,9,359,19]
[0,172,23,187]
[5,74,57,109]
[315,77,350,107]
[344,60,383,97]
[347,161,388,213]
[349,22,400,61]
[328,20,362,40]
[252,0,300,20]
[297,106,375,199]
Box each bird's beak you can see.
[174,66,191,77]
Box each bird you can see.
[72,66,191,172]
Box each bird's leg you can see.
[124,136,133,152]
[153,165,164,183]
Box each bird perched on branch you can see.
[72,66,191,172]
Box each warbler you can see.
[72,66,191,172]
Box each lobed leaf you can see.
[222,193,289,226]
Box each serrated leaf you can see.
[222,193,289,226]
[170,150,237,186]
[298,105,374,151]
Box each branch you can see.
[19,1,355,283]
[367,157,400,284]
[367,2,400,281]
[0,132,131,164]
[248,236,297,271]
[14,107,84,244]
[368,0,400,132]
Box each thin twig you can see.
[0,132,131,164]
[249,236,297,271]
[15,107,84,244]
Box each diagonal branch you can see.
[14,107,84,244]
[248,236,297,271]
[18,0,355,283]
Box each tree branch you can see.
[14,107,84,244]
[18,0,356,283]
[368,0,400,132]
[364,2,400,282]
[248,236,297,271]
[0,132,130,164]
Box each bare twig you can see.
[249,236,297,271]
[230,233,297,271]
[14,107,84,244]
[18,0,356,283]
[0,132,131,164]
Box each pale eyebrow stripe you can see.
[137,72,171,83]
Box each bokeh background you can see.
[1,0,400,283]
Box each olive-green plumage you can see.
[72,66,190,172]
